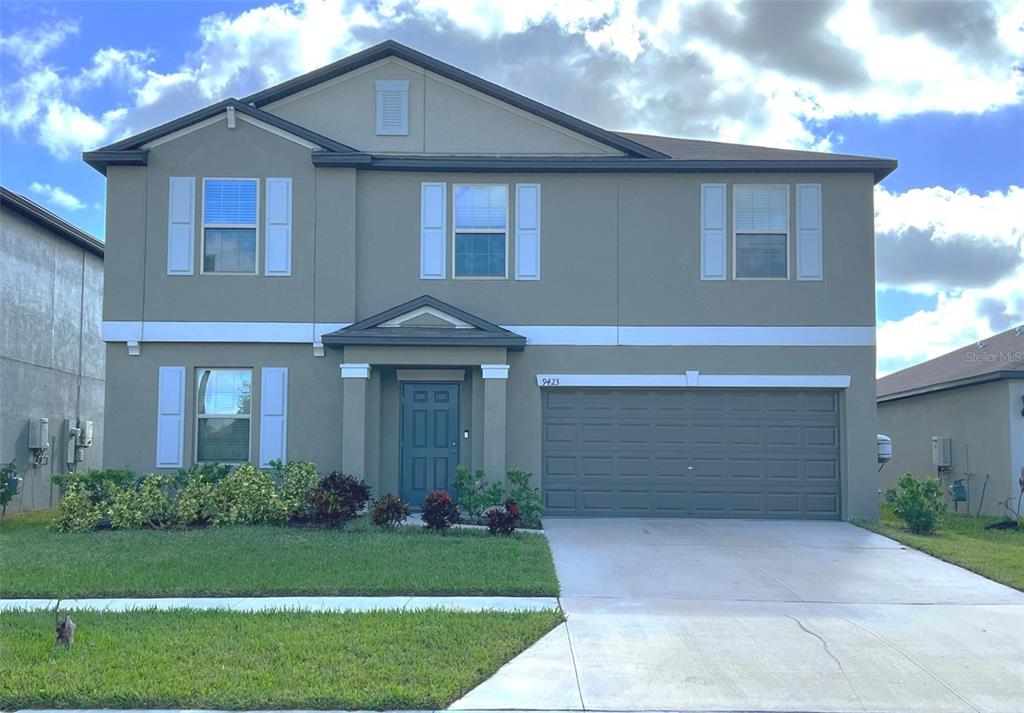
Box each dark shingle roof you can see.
[616,132,890,163]
[1,187,104,258]
[877,325,1024,401]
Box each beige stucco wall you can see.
[262,57,621,156]
[877,380,1016,515]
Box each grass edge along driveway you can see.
[855,506,1024,591]
[0,608,564,710]
[0,511,560,598]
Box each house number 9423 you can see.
[541,377,561,386]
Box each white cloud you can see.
[29,182,87,210]
[37,102,124,159]
[875,185,1024,374]
[0,20,79,67]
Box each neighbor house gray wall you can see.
[1,207,105,513]
[877,380,1015,516]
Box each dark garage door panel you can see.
[542,388,840,519]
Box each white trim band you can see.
[481,364,510,380]
[535,373,852,389]
[340,363,371,379]
[102,321,349,344]
[103,322,874,348]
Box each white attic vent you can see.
[375,80,409,136]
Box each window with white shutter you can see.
[196,368,251,463]
[796,183,823,280]
[167,177,195,275]
[420,182,447,279]
[515,184,541,280]
[700,183,726,280]
[733,185,789,279]
[264,177,292,276]
[259,367,288,467]
[375,80,409,135]
[202,178,258,274]
[156,366,186,468]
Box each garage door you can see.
[542,388,840,519]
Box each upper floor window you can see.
[203,178,258,274]
[376,80,409,135]
[196,368,251,462]
[453,184,507,278]
[733,185,788,279]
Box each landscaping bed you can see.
[0,608,563,709]
[0,511,560,598]
[858,505,1024,591]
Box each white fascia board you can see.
[102,321,351,344]
[618,326,875,347]
[536,373,852,389]
[504,325,618,345]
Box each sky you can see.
[1,0,1022,376]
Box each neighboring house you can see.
[87,40,895,520]
[878,326,1024,516]
[0,187,105,513]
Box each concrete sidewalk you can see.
[0,595,558,613]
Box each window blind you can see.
[204,179,257,225]
[734,185,787,232]
[455,185,507,229]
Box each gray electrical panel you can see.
[28,418,49,450]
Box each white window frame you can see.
[732,184,790,281]
[451,183,509,280]
[200,177,260,276]
[194,367,252,464]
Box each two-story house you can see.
[88,40,895,520]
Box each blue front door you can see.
[400,382,459,507]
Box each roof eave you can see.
[83,149,149,175]
[877,370,1024,403]
[0,187,105,257]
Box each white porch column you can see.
[481,364,509,481]
[340,363,370,476]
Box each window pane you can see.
[455,232,505,277]
[735,186,787,232]
[197,418,250,462]
[204,228,256,273]
[198,369,251,415]
[454,185,507,229]
[736,233,787,278]
[204,179,257,225]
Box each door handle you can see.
[451,440,457,453]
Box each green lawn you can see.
[857,506,1024,591]
[0,511,559,598]
[0,608,562,709]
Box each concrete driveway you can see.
[452,518,1024,713]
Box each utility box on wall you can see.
[931,436,952,469]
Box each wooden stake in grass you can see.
[54,600,75,648]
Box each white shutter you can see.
[796,183,823,281]
[700,183,726,280]
[420,182,447,279]
[156,366,186,468]
[167,177,195,275]
[264,178,292,276]
[259,367,288,467]
[515,184,541,280]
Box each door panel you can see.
[401,383,459,507]
[542,388,840,519]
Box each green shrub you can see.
[371,494,411,528]
[173,462,232,486]
[422,489,460,530]
[273,460,320,522]
[506,469,543,527]
[885,473,947,535]
[176,474,217,527]
[109,475,177,529]
[453,466,503,521]
[310,472,371,527]
[52,468,135,507]
[49,481,104,532]
[211,464,289,526]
